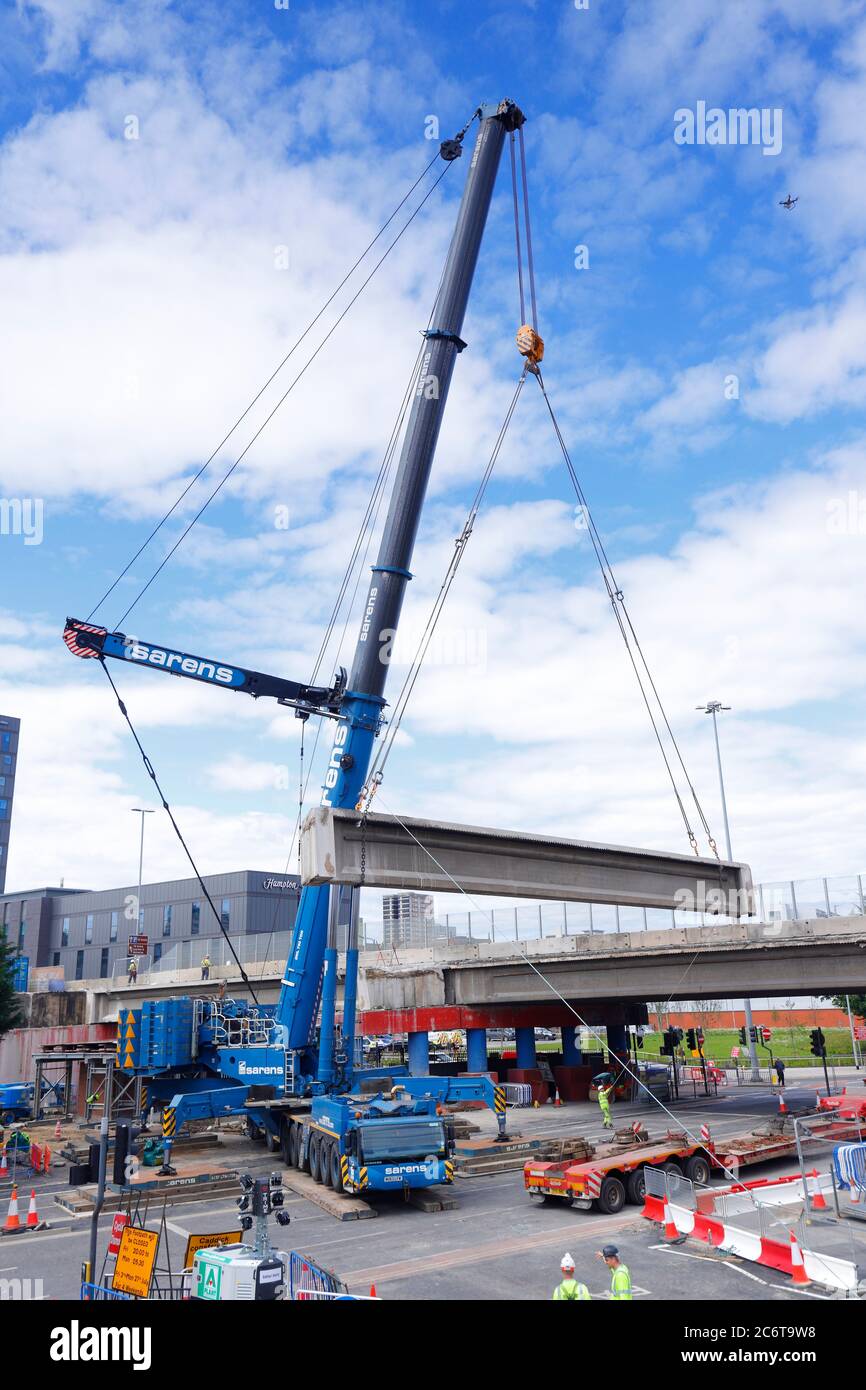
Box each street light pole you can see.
[697,702,760,1081]
[131,807,154,936]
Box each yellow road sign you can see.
[113,1224,159,1299]
[184,1230,243,1267]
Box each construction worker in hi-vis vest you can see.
[596,1079,614,1129]
[599,1244,632,1300]
[553,1252,590,1300]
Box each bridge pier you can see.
[561,1025,581,1065]
[407,1030,429,1076]
[515,1025,537,1069]
[466,1026,488,1073]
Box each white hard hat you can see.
[560,1252,575,1270]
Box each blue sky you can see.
[2,0,866,907]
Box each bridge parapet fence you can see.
[356,869,866,949]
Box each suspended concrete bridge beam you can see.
[300,808,754,917]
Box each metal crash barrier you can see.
[289,1252,348,1301]
[80,1282,133,1300]
[501,1083,534,1107]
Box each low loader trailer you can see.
[525,1130,715,1214]
[524,1111,859,1214]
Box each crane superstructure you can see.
[64,97,524,1195]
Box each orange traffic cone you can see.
[778,1092,788,1116]
[554,1089,563,1107]
[54,1119,62,1140]
[369,1283,377,1299]
[26,1189,39,1228]
[0,1147,7,1176]
[789,1230,810,1285]
[4,1185,20,1232]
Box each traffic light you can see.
[749,1025,758,1044]
[738,1027,747,1045]
[810,1027,826,1058]
[112,1122,142,1187]
[686,1028,697,1051]
[696,1027,704,1047]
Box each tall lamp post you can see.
[131,807,154,938]
[696,702,760,1081]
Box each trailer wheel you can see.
[245,1117,265,1144]
[265,1130,280,1153]
[626,1167,646,1204]
[597,1176,626,1215]
[279,1117,292,1166]
[309,1131,323,1183]
[684,1154,710,1186]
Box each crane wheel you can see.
[330,1145,344,1192]
[321,1139,335,1188]
[309,1131,323,1183]
[289,1123,301,1169]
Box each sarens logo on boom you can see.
[237,1062,283,1076]
[118,637,240,686]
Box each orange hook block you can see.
[516,324,544,365]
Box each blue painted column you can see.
[561,1025,581,1065]
[606,1023,628,1057]
[407,1030,429,1076]
[515,1026,537,1069]
[466,1027,488,1073]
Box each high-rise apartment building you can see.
[0,715,19,894]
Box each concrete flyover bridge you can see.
[357,913,866,1073]
[359,913,866,1013]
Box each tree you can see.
[0,933,24,1037]
[825,993,866,1020]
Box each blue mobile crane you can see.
[64,97,524,1195]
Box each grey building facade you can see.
[0,714,19,894]
[382,892,435,948]
[1,869,300,983]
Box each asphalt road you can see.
[2,1081,855,1302]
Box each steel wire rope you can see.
[99,660,260,1003]
[85,147,456,624]
[366,789,745,1185]
[533,371,721,860]
[112,159,455,628]
[252,335,432,975]
[358,369,528,804]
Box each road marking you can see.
[650,1243,832,1297]
[651,1244,769,1282]
[344,1212,632,1286]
